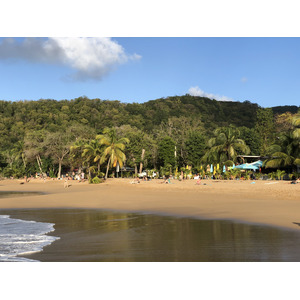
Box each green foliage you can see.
[0,97,298,178]
[89,176,104,184]
[255,108,275,155]
[116,125,156,169]
[185,131,206,166]
[158,136,176,167]
[97,127,129,179]
[238,126,261,155]
[202,126,250,164]
[264,114,300,171]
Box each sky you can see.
[0,37,299,108]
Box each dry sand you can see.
[0,177,300,231]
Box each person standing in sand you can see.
[64,177,69,188]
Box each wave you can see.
[0,215,59,262]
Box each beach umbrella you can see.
[217,164,219,170]
[223,165,226,172]
[213,166,216,175]
[210,164,213,173]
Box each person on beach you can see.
[130,178,140,184]
[291,175,298,184]
[64,177,69,188]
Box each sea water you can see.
[0,215,59,262]
[2,209,300,262]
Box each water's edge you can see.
[2,208,300,262]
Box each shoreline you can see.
[0,178,300,231]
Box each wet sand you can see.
[0,177,300,231]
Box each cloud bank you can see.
[188,86,233,101]
[0,37,141,81]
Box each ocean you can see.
[0,214,59,262]
[2,209,300,262]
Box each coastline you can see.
[0,178,300,232]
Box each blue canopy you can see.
[232,160,262,171]
[234,164,258,170]
[249,160,263,168]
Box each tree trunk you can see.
[22,154,26,168]
[36,156,44,178]
[139,149,145,173]
[105,157,111,180]
[58,159,62,179]
[38,155,43,167]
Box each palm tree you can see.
[202,126,250,165]
[82,138,103,174]
[70,138,88,174]
[97,128,129,180]
[265,132,300,170]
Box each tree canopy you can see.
[0,96,299,178]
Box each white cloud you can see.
[0,37,141,81]
[188,86,233,101]
[241,77,248,83]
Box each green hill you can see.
[0,95,298,150]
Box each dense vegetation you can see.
[0,95,299,179]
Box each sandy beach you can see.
[0,177,299,231]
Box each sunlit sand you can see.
[0,178,299,231]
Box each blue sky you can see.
[0,37,299,108]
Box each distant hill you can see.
[0,96,298,140]
[271,105,299,115]
[140,96,260,130]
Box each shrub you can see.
[89,176,104,184]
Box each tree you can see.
[274,112,294,133]
[13,140,27,169]
[97,127,129,179]
[24,130,47,177]
[69,138,88,174]
[238,126,261,155]
[43,131,74,178]
[255,108,275,155]
[202,126,250,165]
[185,131,206,167]
[265,115,300,171]
[116,125,157,171]
[82,138,103,177]
[157,136,176,168]
[291,111,300,140]
[154,116,205,165]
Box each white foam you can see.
[0,215,60,262]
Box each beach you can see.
[0,177,299,231]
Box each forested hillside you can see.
[0,95,299,178]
